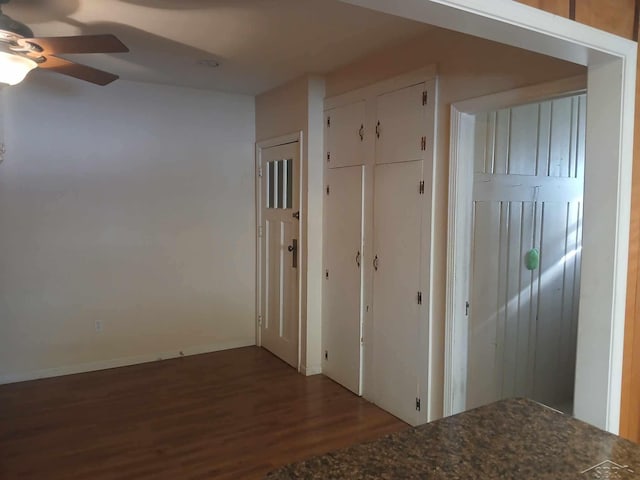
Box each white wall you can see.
[325,28,585,419]
[255,75,326,375]
[0,78,256,383]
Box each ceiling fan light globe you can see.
[0,51,37,85]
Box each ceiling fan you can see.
[0,0,129,86]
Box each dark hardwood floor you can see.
[0,347,407,479]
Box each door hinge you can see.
[359,124,364,141]
[465,301,470,316]
[419,180,425,195]
[327,116,331,127]
[422,91,428,106]
[418,291,423,305]
[258,225,263,238]
[375,121,381,139]
[360,336,364,345]
[327,152,331,163]
[325,269,329,279]
[326,185,330,195]
[292,211,300,220]
[258,315,263,326]
[416,397,421,411]
[258,166,263,177]
[420,136,427,151]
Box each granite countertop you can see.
[266,398,640,479]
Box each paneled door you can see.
[260,142,300,368]
[325,101,366,168]
[323,165,364,394]
[375,83,427,165]
[467,94,586,412]
[322,73,436,425]
[372,159,424,425]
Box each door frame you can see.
[445,75,588,415]
[341,0,637,434]
[255,132,304,371]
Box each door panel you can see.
[326,101,366,168]
[535,201,582,406]
[375,83,426,165]
[323,166,364,394]
[372,160,423,425]
[467,201,502,408]
[261,142,299,368]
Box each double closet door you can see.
[323,77,436,426]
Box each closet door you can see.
[375,83,427,165]
[372,160,424,425]
[323,166,364,394]
[325,101,366,168]
[369,80,433,426]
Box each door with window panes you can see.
[260,142,300,368]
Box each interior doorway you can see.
[445,76,589,416]
[466,91,586,414]
[257,139,301,369]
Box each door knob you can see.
[288,239,298,268]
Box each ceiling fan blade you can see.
[22,34,129,54]
[39,56,119,86]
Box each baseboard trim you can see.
[0,338,256,385]
[300,364,322,376]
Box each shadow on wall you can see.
[5,0,247,21]
[2,0,80,24]
[117,0,224,9]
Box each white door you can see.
[323,165,364,394]
[375,83,427,165]
[260,142,300,368]
[467,94,585,412]
[369,81,432,426]
[325,101,366,168]
[372,160,424,425]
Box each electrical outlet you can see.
[95,320,103,332]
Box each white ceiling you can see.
[4,0,432,95]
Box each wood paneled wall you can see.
[575,0,637,39]
[516,0,570,17]
[514,0,640,440]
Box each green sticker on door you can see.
[525,248,539,271]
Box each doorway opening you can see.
[467,90,585,415]
[445,76,588,416]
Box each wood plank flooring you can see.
[0,347,407,479]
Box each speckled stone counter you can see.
[266,398,640,479]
